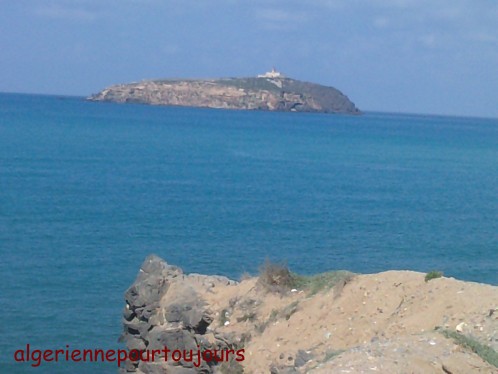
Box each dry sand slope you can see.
[201,270,498,373]
[122,256,497,374]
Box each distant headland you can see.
[88,69,361,114]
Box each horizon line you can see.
[1,90,497,121]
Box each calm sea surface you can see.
[1,93,497,372]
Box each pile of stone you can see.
[120,255,241,374]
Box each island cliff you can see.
[88,70,360,114]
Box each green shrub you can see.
[323,349,345,362]
[425,271,443,282]
[438,328,498,368]
[292,271,355,295]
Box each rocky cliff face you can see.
[88,77,360,114]
[121,255,244,373]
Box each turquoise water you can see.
[0,93,497,373]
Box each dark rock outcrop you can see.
[88,76,360,114]
[120,255,240,374]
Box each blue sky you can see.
[1,0,497,117]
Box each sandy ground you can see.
[197,271,498,373]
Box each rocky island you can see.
[120,255,498,373]
[88,69,360,114]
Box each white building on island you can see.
[257,67,285,78]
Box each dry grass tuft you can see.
[257,258,294,294]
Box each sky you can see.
[1,0,497,118]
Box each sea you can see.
[0,92,497,373]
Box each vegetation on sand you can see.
[257,258,355,295]
[425,270,443,282]
[437,328,498,368]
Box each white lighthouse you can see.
[257,67,285,78]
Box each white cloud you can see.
[418,34,437,48]
[254,7,310,30]
[255,8,309,23]
[34,4,98,21]
[373,17,389,29]
[468,32,498,45]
